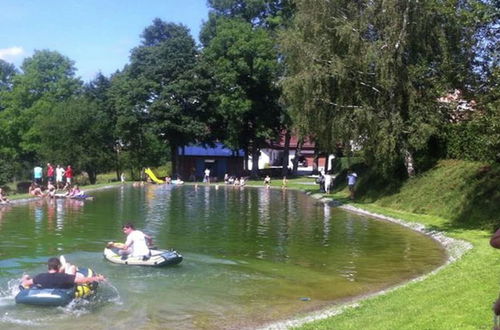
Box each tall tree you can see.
[0,50,82,173]
[202,18,282,176]
[108,68,167,177]
[127,19,207,175]
[281,0,483,177]
[0,59,17,95]
[33,96,115,184]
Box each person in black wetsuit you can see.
[21,257,105,288]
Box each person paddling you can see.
[107,223,153,259]
[21,257,105,289]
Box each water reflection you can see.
[0,185,446,329]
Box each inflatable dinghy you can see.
[104,247,183,267]
[54,193,93,200]
[15,267,98,306]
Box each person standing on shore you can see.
[64,165,73,189]
[347,169,358,200]
[46,163,54,184]
[55,165,65,190]
[324,172,332,194]
[204,168,210,184]
[33,165,43,185]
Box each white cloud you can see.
[0,46,24,61]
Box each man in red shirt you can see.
[65,165,73,185]
[46,163,54,184]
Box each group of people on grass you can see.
[316,169,357,199]
[1,163,75,204]
[263,175,288,189]
[28,163,85,199]
[34,163,73,189]
[224,174,247,187]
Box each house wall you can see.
[178,156,244,182]
[249,149,334,173]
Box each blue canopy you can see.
[178,143,244,157]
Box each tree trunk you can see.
[244,149,249,173]
[292,138,304,175]
[404,148,415,177]
[251,148,260,178]
[87,170,97,185]
[281,130,291,177]
[114,149,121,182]
[170,144,178,179]
[312,147,319,174]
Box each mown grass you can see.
[288,159,500,329]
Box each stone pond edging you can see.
[260,192,472,330]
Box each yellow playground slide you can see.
[145,168,164,184]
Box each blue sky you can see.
[0,0,209,81]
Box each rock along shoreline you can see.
[260,191,472,330]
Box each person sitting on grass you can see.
[264,175,271,188]
[45,181,56,198]
[0,188,10,204]
[282,176,288,190]
[29,183,43,197]
[65,185,85,198]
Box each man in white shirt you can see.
[204,168,210,184]
[110,223,152,258]
[324,172,332,193]
[55,165,65,190]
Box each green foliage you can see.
[201,0,294,43]
[444,68,500,162]
[202,18,283,163]
[0,159,15,186]
[0,50,82,170]
[0,59,17,110]
[330,156,364,174]
[280,0,490,177]
[32,97,115,184]
[122,19,208,173]
[446,113,500,161]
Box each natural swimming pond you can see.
[0,184,445,329]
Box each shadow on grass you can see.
[330,162,500,232]
[452,163,500,231]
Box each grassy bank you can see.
[289,160,500,329]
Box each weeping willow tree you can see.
[280,0,481,177]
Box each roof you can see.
[268,133,316,150]
[178,143,245,157]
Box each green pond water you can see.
[0,184,446,329]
